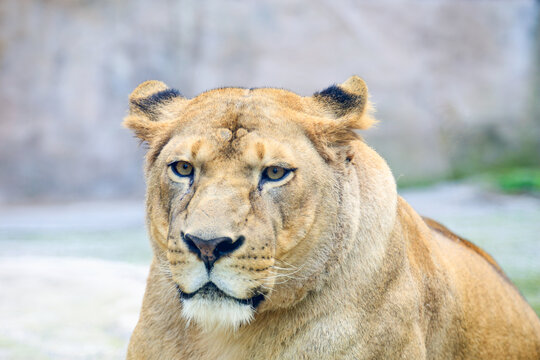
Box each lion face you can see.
[157,115,336,330]
[124,77,378,331]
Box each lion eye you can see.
[171,161,194,177]
[263,166,287,181]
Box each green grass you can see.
[490,167,540,194]
[400,166,540,194]
[396,176,445,190]
[455,166,540,195]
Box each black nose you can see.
[182,233,245,270]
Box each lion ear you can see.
[123,80,187,143]
[302,76,377,162]
[312,75,376,134]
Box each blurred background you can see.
[1,0,539,359]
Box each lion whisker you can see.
[269,265,297,271]
[273,259,299,269]
[268,263,306,278]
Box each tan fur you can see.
[124,76,540,359]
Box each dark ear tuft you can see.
[128,81,183,121]
[311,76,375,131]
[314,85,365,117]
[131,89,182,112]
[131,88,182,115]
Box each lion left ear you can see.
[312,75,376,132]
[298,76,377,162]
[302,76,376,162]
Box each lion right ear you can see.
[312,75,376,133]
[123,80,187,143]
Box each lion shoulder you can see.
[422,217,505,275]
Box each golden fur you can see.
[124,76,540,359]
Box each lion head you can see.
[124,76,397,332]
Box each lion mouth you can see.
[176,283,266,309]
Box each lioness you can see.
[124,76,540,359]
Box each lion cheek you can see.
[274,207,317,259]
[148,218,169,251]
[171,261,208,294]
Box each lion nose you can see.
[182,233,245,270]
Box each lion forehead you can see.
[163,125,302,171]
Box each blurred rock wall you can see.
[0,0,538,202]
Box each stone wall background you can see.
[1,0,539,203]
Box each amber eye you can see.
[263,166,287,181]
[171,161,194,177]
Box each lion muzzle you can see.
[182,233,245,270]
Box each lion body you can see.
[124,78,540,359]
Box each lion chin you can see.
[178,283,262,332]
